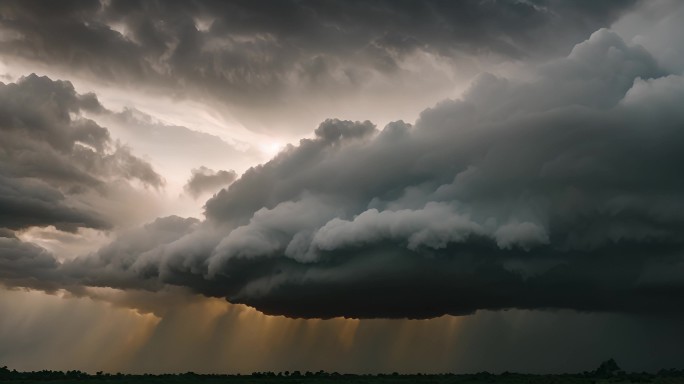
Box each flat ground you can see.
[2,373,684,384]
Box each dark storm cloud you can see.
[0,175,108,232]
[184,167,237,198]
[0,237,61,291]
[0,74,163,233]
[5,28,684,319]
[0,0,638,106]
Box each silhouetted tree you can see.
[594,358,621,377]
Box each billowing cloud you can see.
[184,167,237,198]
[0,73,171,291]
[4,26,684,319]
[0,74,164,234]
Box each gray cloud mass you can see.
[184,167,237,198]
[0,1,637,111]
[3,26,684,319]
[0,74,163,233]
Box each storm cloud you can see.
[0,0,638,127]
[4,24,684,319]
[0,74,163,234]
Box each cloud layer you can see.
[0,0,635,94]
[0,0,640,134]
[4,24,684,319]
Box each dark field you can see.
[3,364,684,384]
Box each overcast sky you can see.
[2,0,684,374]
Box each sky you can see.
[1,0,684,374]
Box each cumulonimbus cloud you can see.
[4,27,684,319]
